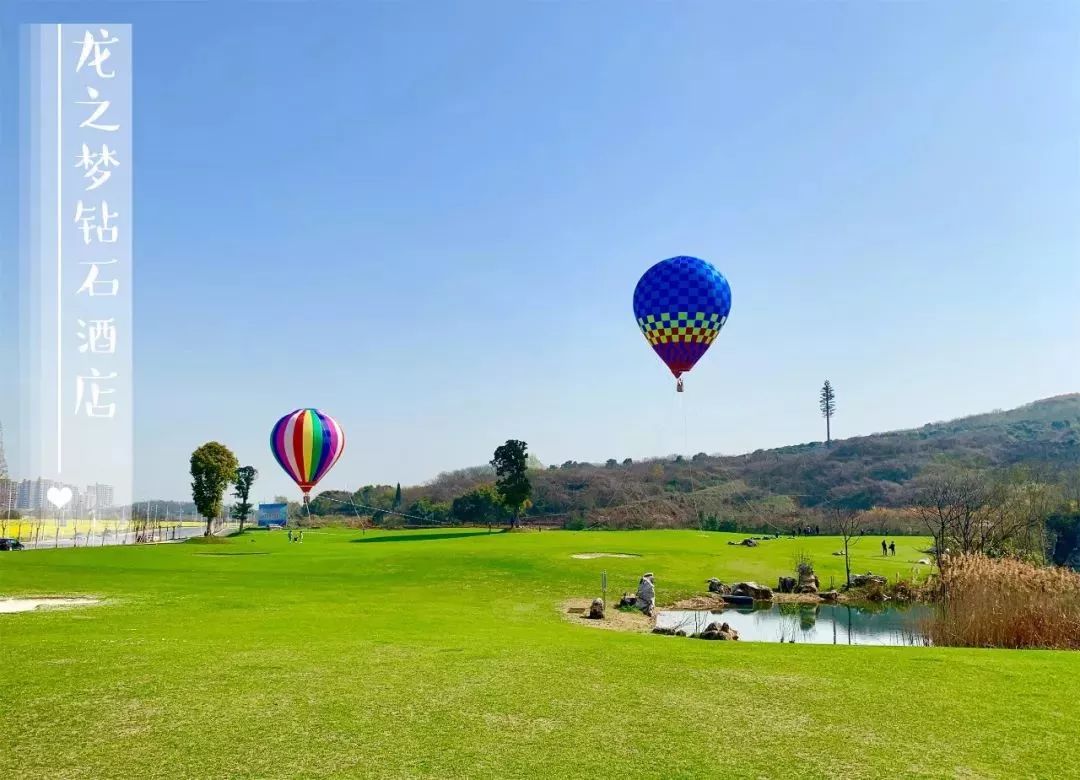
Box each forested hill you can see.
[377,394,1080,528]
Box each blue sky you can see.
[2,1,1078,501]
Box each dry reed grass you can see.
[927,554,1080,649]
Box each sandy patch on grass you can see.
[561,598,652,633]
[0,597,101,614]
[570,552,641,560]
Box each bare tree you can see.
[914,467,1058,563]
[914,469,985,564]
[819,380,836,446]
[831,506,865,587]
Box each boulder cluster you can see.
[725,536,774,547]
[850,573,888,588]
[706,579,774,601]
[778,569,820,594]
[699,621,739,641]
[652,621,739,640]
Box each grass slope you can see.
[1,530,1077,779]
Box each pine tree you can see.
[820,380,836,446]
[393,483,402,508]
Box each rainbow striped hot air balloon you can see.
[270,408,345,503]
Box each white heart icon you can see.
[47,486,72,509]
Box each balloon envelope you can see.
[270,408,345,495]
[632,256,732,378]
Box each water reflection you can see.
[655,603,932,646]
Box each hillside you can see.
[388,394,1080,529]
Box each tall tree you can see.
[230,465,258,532]
[819,379,836,446]
[491,439,532,528]
[190,442,239,537]
[393,482,402,508]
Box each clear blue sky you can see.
[2,1,1078,502]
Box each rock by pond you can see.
[652,626,687,637]
[707,578,731,595]
[655,603,932,645]
[731,582,773,601]
[797,571,819,594]
[700,621,739,641]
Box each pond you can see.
[655,603,933,646]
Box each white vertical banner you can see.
[20,25,133,516]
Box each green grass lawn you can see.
[2,529,1077,779]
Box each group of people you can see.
[286,529,304,543]
[881,539,896,556]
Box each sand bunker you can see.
[571,552,640,560]
[561,599,651,633]
[0,597,101,614]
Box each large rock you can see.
[707,578,731,595]
[587,598,605,620]
[732,581,773,601]
[851,573,888,588]
[818,590,839,602]
[796,572,819,594]
[777,576,797,594]
[617,592,638,608]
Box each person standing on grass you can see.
[889,540,896,557]
[882,539,888,556]
[636,573,655,617]
[288,529,293,542]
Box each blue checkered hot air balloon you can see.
[633,256,732,391]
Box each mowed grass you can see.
[1,529,1077,779]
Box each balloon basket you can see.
[676,378,684,393]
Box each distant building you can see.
[15,478,59,511]
[5,478,113,515]
[84,483,115,511]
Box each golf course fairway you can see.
[2,529,1077,779]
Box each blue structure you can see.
[257,503,288,528]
